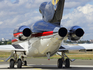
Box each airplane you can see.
[0,0,92,69]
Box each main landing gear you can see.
[57,51,75,68]
[9,51,27,68]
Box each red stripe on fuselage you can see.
[13,32,22,37]
[12,39,18,43]
[32,31,53,37]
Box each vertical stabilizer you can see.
[39,0,65,25]
[50,0,65,25]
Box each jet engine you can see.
[68,26,84,41]
[13,26,32,41]
[58,27,68,37]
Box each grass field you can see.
[51,51,93,60]
[0,51,93,60]
[0,52,10,58]
[51,54,93,60]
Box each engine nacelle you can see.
[68,26,84,41]
[58,27,68,37]
[13,26,32,41]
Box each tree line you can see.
[0,40,92,45]
[64,40,91,44]
[0,41,11,45]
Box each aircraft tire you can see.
[24,61,27,66]
[17,59,22,68]
[10,59,15,68]
[65,58,70,68]
[57,58,63,68]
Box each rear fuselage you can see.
[12,20,63,57]
[27,20,63,57]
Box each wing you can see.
[58,44,93,52]
[0,45,26,52]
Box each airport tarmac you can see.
[0,58,93,70]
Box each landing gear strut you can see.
[9,51,27,68]
[57,52,71,68]
[22,56,27,66]
[9,51,17,68]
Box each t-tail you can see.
[50,0,65,25]
[39,0,65,26]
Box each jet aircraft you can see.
[0,0,92,69]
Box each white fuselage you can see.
[12,20,63,57]
[26,34,62,57]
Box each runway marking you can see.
[23,65,42,70]
[0,60,4,62]
[34,68,42,70]
[71,65,93,67]
[0,60,9,62]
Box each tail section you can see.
[52,0,59,9]
[39,0,65,25]
[50,0,65,25]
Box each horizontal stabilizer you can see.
[58,44,93,52]
[0,45,25,52]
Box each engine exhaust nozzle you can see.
[58,27,68,37]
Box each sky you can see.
[0,0,93,40]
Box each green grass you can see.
[0,52,10,58]
[52,54,93,60]
[51,51,93,60]
[1,51,93,60]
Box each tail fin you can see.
[50,0,65,25]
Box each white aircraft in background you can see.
[0,0,92,69]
